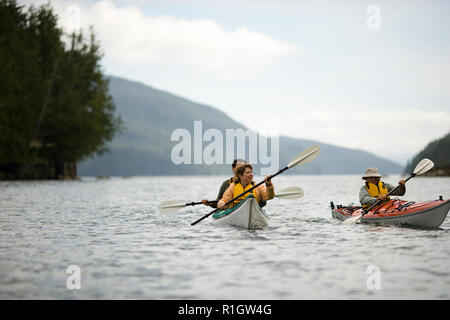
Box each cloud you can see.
[17,0,450,166]
[38,0,300,79]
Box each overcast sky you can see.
[20,0,450,165]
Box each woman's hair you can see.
[233,164,253,183]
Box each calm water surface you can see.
[1,175,449,299]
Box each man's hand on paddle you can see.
[201,199,215,207]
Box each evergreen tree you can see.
[0,0,38,167]
[0,0,121,178]
[43,29,122,166]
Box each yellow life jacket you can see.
[363,180,389,208]
[232,182,255,207]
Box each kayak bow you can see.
[212,195,269,229]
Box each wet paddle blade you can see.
[159,200,187,213]
[413,158,434,175]
[287,145,320,169]
[342,214,362,224]
[275,187,304,199]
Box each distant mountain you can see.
[78,76,403,176]
[277,136,403,175]
[404,132,450,176]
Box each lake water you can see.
[1,175,449,299]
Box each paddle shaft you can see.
[190,166,288,226]
[186,200,217,206]
[363,173,414,214]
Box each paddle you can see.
[190,145,320,226]
[159,186,305,214]
[343,158,434,225]
[159,200,214,214]
[273,186,304,199]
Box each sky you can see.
[19,0,450,165]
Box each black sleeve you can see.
[207,180,230,208]
[209,202,218,208]
[216,180,230,201]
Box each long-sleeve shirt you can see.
[359,182,406,207]
[218,182,274,208]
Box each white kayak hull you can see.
[212,196,269,229]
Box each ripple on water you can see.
[0,176,449,299]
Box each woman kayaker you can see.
[359,167,406,208]
[202,159,268,208]
[201,159,246,208]
[217,164,274,209]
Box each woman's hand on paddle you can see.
[217,201,225,209]
[377,195,387,201]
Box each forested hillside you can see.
[404,132,450,176]
[78,76,403,176]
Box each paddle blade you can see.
[287,145,320,168]
[342,214,362,224]
[413,158,434,175]
[159,200,186,213]
[275,187,304,199]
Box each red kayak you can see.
[331,197,450,229]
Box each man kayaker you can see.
[217,164,274,209]
[201,159,249,208]
[359,167,406,208]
